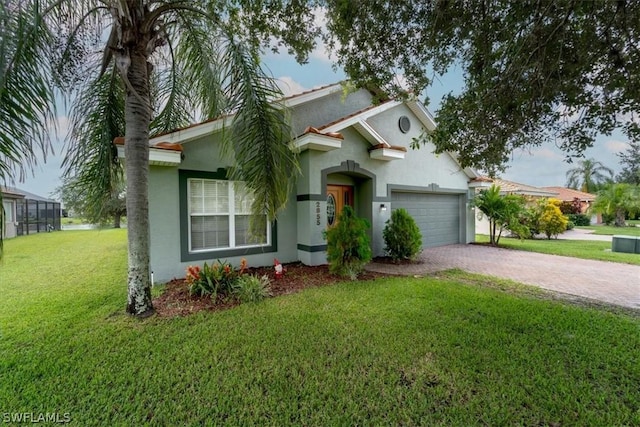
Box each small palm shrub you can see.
[324,206,372,279]
[232,274,272,303]
[383,208,422,261]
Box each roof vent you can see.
[398,116,411,133]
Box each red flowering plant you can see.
[186,259,248,299]
[185,265,201,285]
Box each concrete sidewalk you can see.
[555,228,613,242]
[367,244,640,310]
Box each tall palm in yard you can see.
[565,158,614,193]
[1,1,317,316]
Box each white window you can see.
[188,179,269,252]
[2,201,13,222]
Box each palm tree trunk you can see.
[113,213,121,229]
[124,49,154,317]
[615,209,626,227]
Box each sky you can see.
[14,40,629,199]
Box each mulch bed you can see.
[153,262,394,318]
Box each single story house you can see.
[2,187,25,239]
[541,186,600,224]
[1,187,61,238]
[119,83,479,282]
[471,178,559,235]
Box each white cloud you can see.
[275,77,308,97]
[308,43,334,64]
[510,145,563,162]
[604,139,630,153]
[530,147,564,161]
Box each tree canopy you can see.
[616,141,640,185]
[324,0,640,173]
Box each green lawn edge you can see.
[1,230,639,425]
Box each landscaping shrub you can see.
[559,198,582,215]
[186,259,247,298]
[567,213,591,226]
[539,198,568,239]
[232,274,272,303]
[473,185,529,244]
[383,208,422,261]
[566,220,575,230]
[517,207,539,238]
[324,206,372,279]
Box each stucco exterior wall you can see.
[289,89,374,135]
[295,101,473,262]
[147,87,475,281]
[149,135,299,283]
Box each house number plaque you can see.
[315,202,321,226]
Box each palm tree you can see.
[0,2,56,257]
[592,184,640,227]
[60,71,126,229]
[473,185,527,245]
[565,158,614,193]
[2,1,317,316]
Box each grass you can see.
[576,224,640,236]
[1,231,639,425]
[476,234,640,265]
[62,217,91,225]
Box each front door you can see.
[326,185,354,227]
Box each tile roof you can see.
[367,143,407,152]
[279,82,343,103]
[316,101,394,132]
[148,83,345,140]
[541,186,596,201]
[301,126,344,140]
[113,137,183,152]
[476,178,559,197]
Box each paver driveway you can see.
[366,244,640,310]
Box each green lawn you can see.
[1,231,639,425]
[577,224,640,236]
[476,234,640,265]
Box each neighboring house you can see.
[541,186,600,224]
[1,187,61,238]
[471,178,558,235]
[2,187,25,239]
[118,83,479,282]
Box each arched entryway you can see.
[322,160,376,242]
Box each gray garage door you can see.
[391,192,461,247]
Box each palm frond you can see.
[149,37,198,135]
[0,1,55,182]
[221,34,299,229]
[62,66,126,223]
[171,10,228,120]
